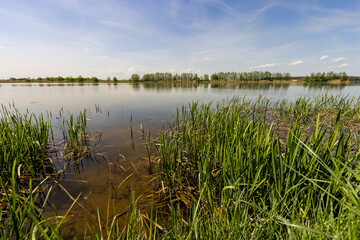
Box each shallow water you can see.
[1,81,360,236]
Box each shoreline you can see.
[0,79,355,84]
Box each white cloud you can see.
[192,51,209,56]
[127,67,137,73]
[201,57,213,61]
[248,1,279,23]
[320,55,328,60]
[249,63,278,69]
[289,60,303,66]
[98,19,140,33]
[332,57,346,62]
[330,63,349,68]
[183,68,192,72]
[108,69,122,74]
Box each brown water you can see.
[1,81,360,237]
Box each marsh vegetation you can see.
[0,107,101,238]
[1,92,360,239]
[149,94,360,239]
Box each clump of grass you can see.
[151,95,360,239]
[0,106,99,238]
[0,106,54,195]
[58,110,102,173]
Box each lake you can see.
[1,81,359,237]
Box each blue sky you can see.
[0,0,359,79]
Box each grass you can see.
[1,94,360,239]
[149,94,360,239]
[0,106,98,239]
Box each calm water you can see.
[1,81,359,237]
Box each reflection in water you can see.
[137,82,200,92]
[302,82,347,90]
[210,82,291,90]
[129,81,349,93]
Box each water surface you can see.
[1,81,359,237]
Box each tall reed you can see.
[0,106,97,238]
[152,96,360,239]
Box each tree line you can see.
[302,72,348,82]
[129,71,292,82]
[4,71,351,83]
[7,76,100,82]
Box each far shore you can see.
[0,78,357,84]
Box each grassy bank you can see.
[149,95,360,239]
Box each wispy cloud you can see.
[248,2,279,23]
[289,60,303,66]
[127,67,138,74]
[98,19,140,33]
[249,63,278,69]
[306,12,360,34]
[167,0,180,19]
[332,57,346,62]
[201,57,213,61]
[108,69,123,74]
[320,55,328,60]
[329,63,349,68]
[192,51,210,56]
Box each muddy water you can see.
[1,81,360,237]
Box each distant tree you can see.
[264,71,272,80]
[180,73,187,81]
[321,72,326,81]
[130,74,140,82]
[203,74,209,81]
[284,72,291,80]
[91,77,99,82]
[314,72,322,81]
[173,74,181,81]
[154,72,164,81]
[309,72,315,81]
[141,74,150,81]
[210,73,218,81]
[164,73,172,81]
[339,72,348,81]
[113,76,118,82]
[326,71,335,80]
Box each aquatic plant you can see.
[2,94,360,239]
[150,96,360,239]
[0,106,99,238]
